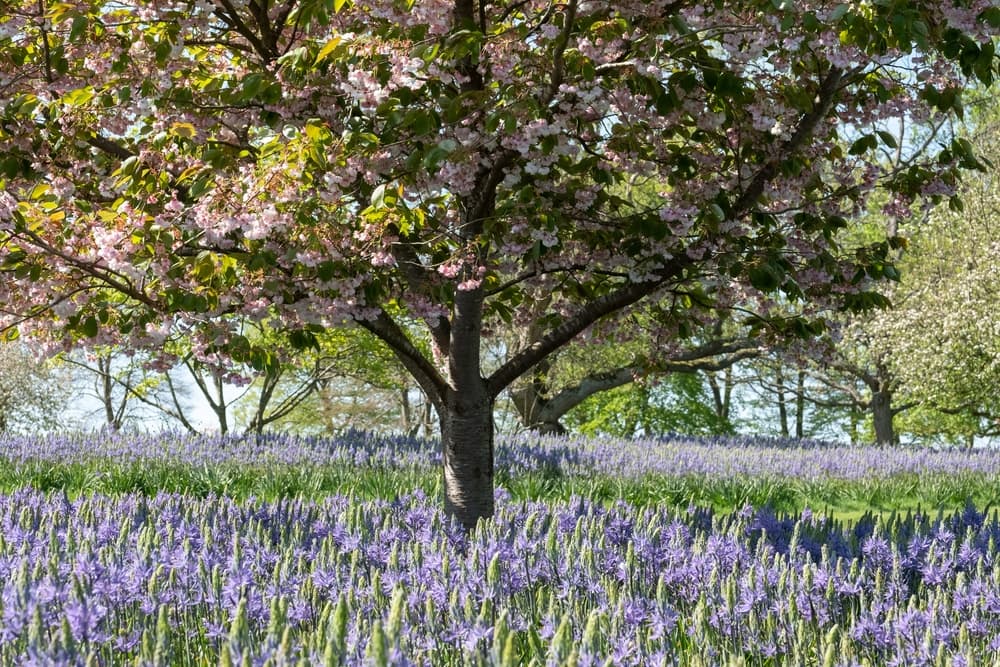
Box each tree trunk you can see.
[511,381,567,435]
[795,369,806,439]
[871,390,894,445]
[775,366,789,438]
[101,356,117,430]
[400,387,413,435]
[213,374,229,435]
[708,368,734,424]
[440,385,494,529]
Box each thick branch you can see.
[389,234,451,355]
[734,66,845,214]
[487,264,685,397]
[356,310,447,408]
[539,366,636,420]
[544,0,578,103]
[536,343,759,422]
[214,1,274,60]
[86,134,135,161]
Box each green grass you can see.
[0,457,996,520]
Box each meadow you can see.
[1,430,999,665]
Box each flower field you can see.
[1,431,1000,665]
[2,490,1000,666]
[2,430,998,511]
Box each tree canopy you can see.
[874,103,1000,439]
[1,0,997,525]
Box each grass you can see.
[0,457,996,520]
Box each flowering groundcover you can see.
[1,488,998,666]
[2,431,999,512]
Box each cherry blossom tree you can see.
[1,0,996,526]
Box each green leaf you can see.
[70,15,88,41]
[62,86,95,107]
[304,121,331,142]
[316,261,338,282]
[403,109,439,136]
[189,175,211,199]
[982,7,1000,28]
[829,4,849,22]
[170,122,196,139]
[81,316,99,338]
[289,329,320,351]
[194,252,216,281]
[371,183,387,208]
[239,73,265,101]
[314,37,342,65]
[748,264,782,291]
[876,131,898,149]
[848,135,877,155]
[422,145,451,171]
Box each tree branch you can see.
[214,1,274,60]
[487,258,689,396]
[534,341,759,422]
[86,134,135,162]
[389,233,452,355]
[356,309,447,408]
[734,65,846,214]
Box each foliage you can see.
[562,372,734,437]
[0,342,73,432]
[1,0,992,383]
[870,112,1000,437]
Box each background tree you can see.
[233,326,434,436]
[755,333,910,444]
[874,105,1000,443]
[1,1,995,526]
[562,371,736,437]
[0,342,72,433]
[62,347,191,431]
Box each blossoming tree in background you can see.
[872,105,1000,443]
[0,0,996,526]
[0,343,71,433]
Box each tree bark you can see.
[100,355,118,430]
[871,390,895,445]
[795,369,806,439]
[510,381,567,435]
[440,384,494,529]
[400,387,413,435]
[775,365,789,438]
